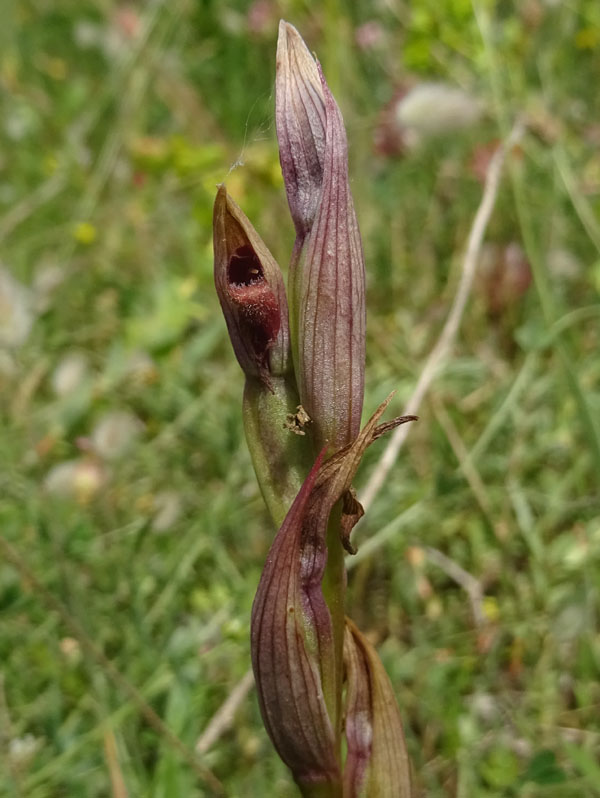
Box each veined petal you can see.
[251,448,340,788]
[213,184,291,387]
[343,618,416,798]
[276,21,326,238]
[250,397,416,788]
[295,64,366,452]
[276,22,367,452]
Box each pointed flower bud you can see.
[343,618,415,798]
[250,396,414,790]
[276,21,326,238]
[276,22,366,452]
[213,184,291,388]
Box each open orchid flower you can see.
[213,184,291,388]
[214,185,311,524]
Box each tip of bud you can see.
[276,21,326,238]
[277,20,308,57]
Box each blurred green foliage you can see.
[1,0,599,796]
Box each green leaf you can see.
[522,750,567,786]
[564,743,600,786]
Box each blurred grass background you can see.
[1,0,600,796]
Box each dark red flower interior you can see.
[225,244,281,387]
[228,245,264,286]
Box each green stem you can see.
[243,375,313,527]
[321,503,346,765]
[299,782,343,798]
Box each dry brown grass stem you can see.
[195,668,255,755]
[360,120,525,513]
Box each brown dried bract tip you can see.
[283,404,312,436]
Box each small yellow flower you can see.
[483,596,500,622]
[178,276,197,299]
[44,56,68,80]
[576,27,599,50]
[43,155,58,175]
[73,222,97,245]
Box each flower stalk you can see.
[213,20,416,797]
